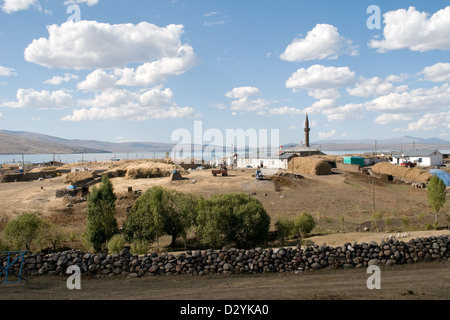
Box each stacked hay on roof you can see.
[120,161,187,179]
[372,162,431,184]
[63,170,98,186]
[287,157,332,175]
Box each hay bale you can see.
[372,162,431,184]
[63,171,98,185]
[28,166,58,173]
[287,157,332,175]
[124,161,187,179]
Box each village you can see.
[0,114,449,301]
[0,114,449,249]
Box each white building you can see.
[391,150,443,167]
[216,152,297,170]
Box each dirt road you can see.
[1,261,448,300]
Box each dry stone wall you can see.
[1,235,449,278]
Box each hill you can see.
[0,131,108,154]
[0,130,175,154]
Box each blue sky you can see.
[0,0,449,147]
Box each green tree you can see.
[123,186,199,248]
[196,193,270,248]
[427,175,447,225]
[293,211,315,245]
[38,221,66,253]
[275,217,294,245]
[85,175,119,252]
[2,212,43,252]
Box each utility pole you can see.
[372,179,375,214]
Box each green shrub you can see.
[196,193,270,248]
[37,221,66,253]
[425,223,436,231]
[384,217,392,231]
[0,237,10,251]
[107,234,126,254]
[275,217,294,245]
[401,216,411,228]
[2,212,43,252]
[131,239,150,255]
[293,211,316,244]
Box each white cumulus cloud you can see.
[418,62,450,82]
[1,88,73,109]
[374,113,412,125]
[280,24,357,62]
[322,103,364,122]
[1,0,37,13]
[64,0,99,6]
[318,130,336,139]
[286,64,355,91]
[44,73,78,85]
[62,88,199,121]
[114,44,197,87]
[365,83,450,114]
[77,70,118,91]
[369,6,450,52]
[225,86,261,99]
[396,111,450,132]
[347,76,408,98]
[25,21,192,70]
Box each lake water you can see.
[1,148,449,165]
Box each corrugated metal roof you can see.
[394,149,441,157]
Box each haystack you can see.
[28,166,58,173]
[372,162,431,184]
[122,161,187,179]
[287,157,332,175]
[63,170,98,185]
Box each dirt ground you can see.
[1,261,448,300]
[0,161,449,301]
[0,163,448,244]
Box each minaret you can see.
[304,113,310,147]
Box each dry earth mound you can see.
[288,157,332,175]
[372,162,431,184]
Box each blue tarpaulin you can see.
[429,169,450,187]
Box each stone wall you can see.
[1,235,448,279]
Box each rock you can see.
[368,259,381,266]
[149,265,159,273]
[57,256,68,267]
[223,263,233,271]
[310,262,321,270]
[120,248,131,257]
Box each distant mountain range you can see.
[310,136,450,152]
[0,130,449,154]
[0,130,175,154]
